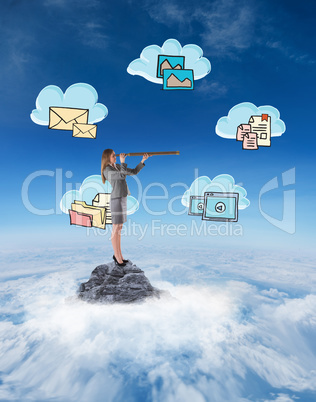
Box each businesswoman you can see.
[101,149,150,266]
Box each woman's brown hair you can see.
[101,148,114,183]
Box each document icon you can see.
[248,114,271,147]
[236,124,251,141]
[73,123,97,139]
[242,132,258,150]
[92,193,112,224]
[49,107,89,131]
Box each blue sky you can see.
[0,0,315,251]
[1,2,316,400]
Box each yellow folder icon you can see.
[71,201,106,229]
[92,193,112,224]
[49,107,88,131]
[72,123,97,139]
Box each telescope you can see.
[115,151,180,156]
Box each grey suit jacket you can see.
[103,162,145,198]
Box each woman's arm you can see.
[104,166,126,180]
[121,162,145,176]
[119,153,150,175]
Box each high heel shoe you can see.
[113,255,126,266]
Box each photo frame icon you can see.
[156,55,185,78]
[162,69,194,90]
[202,192,239,222]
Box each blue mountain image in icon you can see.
[163,69,194,90]
[157,55,185,78]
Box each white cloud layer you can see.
[0,246,316,401]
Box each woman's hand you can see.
[141,153,151,164]
[120,153,127,163]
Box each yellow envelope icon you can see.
[49,107,89,131]
[73,123,97,139]
[71,201,106,229]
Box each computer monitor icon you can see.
[202,192,239,222]
[188,196,204,216]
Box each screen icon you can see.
[188,196,204,216]
[202,192,239,222]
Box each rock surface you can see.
[78,260,164,304]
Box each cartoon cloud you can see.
[215,102,286,139]
[182,174,250,210]
[60,175,139,216]
[127,38,211,84]
[31,83,108,126]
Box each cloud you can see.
[1,246,316,294]
[65,20,108,50]
[0,246,316,401]
[30,83,108,126]
[80,24,108,49]
[140,0,315,64]
[127,38,211,84]
[43,1,108,49]
[263,394,299,402]
[141,0,257,55]
[44,0,101,8]
[181,174,250,210]
[261,288,289,299]
[195,80,228,98]
[142,0,188,26]
[60,174,139,215]
[195,0,256,54]
[0,25,36,77]
[215,102,286,139]
[266,41,316,65]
